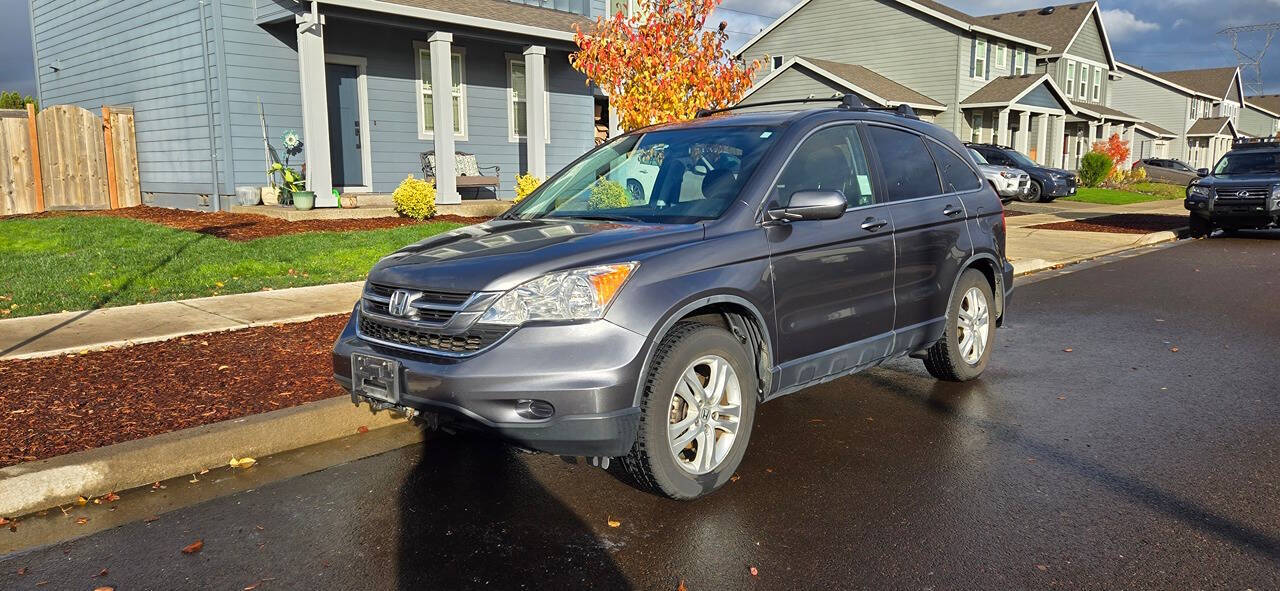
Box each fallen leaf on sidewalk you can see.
[607,518,621,528]
[95,568,109,577]
[181,540,204,554]
[229,457,257,468]
[93,587,114,591]
[76,496,88,506]
[677,580,687,591]
[75,517,88,525]
[1062,348,1073,352]
[357,425,369,434]
[244,583,261,590]
[0,517,8,526]
[101,492,119,503]
[1169,347,1179,353]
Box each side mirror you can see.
[1196,168,1210,177]
[766,190,847,223]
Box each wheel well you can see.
[676,302,772,400]
[964,258,1004,322]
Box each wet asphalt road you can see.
[3,236,1280,590]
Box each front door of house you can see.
[326,63,363,188]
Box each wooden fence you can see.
[0,104,141,216]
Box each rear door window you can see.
[867,126,942,200]
[927,140,982,193]
[775,125,876,207]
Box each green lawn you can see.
[1064,182,1186,205]
[0,216,462,318]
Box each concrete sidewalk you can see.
[0,282,363,361]
[1005,198,1187,275]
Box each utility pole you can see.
[1218,22,1280,96]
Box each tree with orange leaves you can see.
[1091,133,1131,178]
[570,0,762,132]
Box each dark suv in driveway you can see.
[1185,138,1280,237]
[334,97,1014,499]
[966,142,1078,202]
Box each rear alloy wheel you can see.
[620,322,757,499]
[924,269,996,382]
[1019,181,1042,203]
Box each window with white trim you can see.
[1091,66,1101,102]
[416,47,466,138]
[972,112,984,143]
[995,43,1007,69]
[508,56,550,142]
[1014,48,1026,75]
[1065,61,1076,98]
[974,38,987,79]
[1078,64,1089,99]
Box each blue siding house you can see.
[28,0,617,209]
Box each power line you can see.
[1218,22,1280,95]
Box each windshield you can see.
[969,148,990,165]
[1213,150,1280,176]
[1004,149,1038,169]
[507,126,780,224]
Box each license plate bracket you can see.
[351,353,401,404]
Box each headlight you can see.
[1272,185,1280,200]
[479,263,638,326]
[1188,185,1211,199]
[1000,171,1017,179]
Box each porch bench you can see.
[421,151,500,196]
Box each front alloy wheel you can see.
[1019,180,1042,203]
[667,355,743,475]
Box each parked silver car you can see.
[969,148,1029,201]
[1133,158,1199,186]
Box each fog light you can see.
[515,399,555,420]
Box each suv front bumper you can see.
[1040,175,1078,197]
[332,306,647,457]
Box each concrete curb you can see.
[0,397,406,517]
[1011,227,1187,277]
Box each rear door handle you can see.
[860,217,888,231]
[942,204,963,217]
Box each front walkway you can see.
[1005,199,1186,272]
[0,282,363,360]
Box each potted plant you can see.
[268,130,313,210]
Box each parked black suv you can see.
[966,143,1078,202]
[1185,138,1280,237]
[334,97,1014,499]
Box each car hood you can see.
[367,218,704,293]
[978,164,1024,175]
[1197,174,1279,187]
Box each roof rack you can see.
[1232,137,1279,150]
[695,94,919,120]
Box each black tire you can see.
[1019,181,1042,203]
[1189,214,1212,238]
[923,269,996,382]
[626,179,645,202]
[620,322,757,500]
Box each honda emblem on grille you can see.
[1236,190,1251,198]
[387,289,422,317]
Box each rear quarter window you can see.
[927,140,982,193]
[867,125,942,200]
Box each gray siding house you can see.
[1240,95,1280,139]
[1111,64,1244,169]
[28,0,617,209]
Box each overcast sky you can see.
[1,0,1277,96]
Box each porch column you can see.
[1048,114,1066,169]
[1035,113,1049,165]
[296,9,333,205]
[524,45,548,180]
[996,109,1010,146]
[429,31,458,204]
[1015,110,1031,154]
[1101,121,1113,142]
[1087,121,1099,147]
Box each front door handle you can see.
[942,204,963,217]
[860,217,889,231]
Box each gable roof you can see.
[1187,117,1236,137]
[1116,62,1219,101]
[741,56,946,110]
[1134,121,1176,139]
[1246,95,1280,119]
[322,0,586,41]
[732,0,1049,59]
[1154,67,1242,102]
[1075,102,1141,123]
[973,2,1114,67]
[961,73,1077,113]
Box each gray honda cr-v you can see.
[334,96,1014,499]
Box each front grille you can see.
[362,299,454,323]
[1216,187,1270,199]
[358,315,510,355]
[366,283,470,305]
[362,282,472,325]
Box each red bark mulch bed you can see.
[3,206,491,241]
[0,316,351,468]
[1026,214,1187,235]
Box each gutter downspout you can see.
[953,33,964,137]
[198,0,221,211]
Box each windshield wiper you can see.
[563,214,647,223]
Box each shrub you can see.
[1128,165,1147,182]
[0,91,37,110]
[392,175,437,220]
[1079,152,1113,188]
[1091,133,1130,181]
[513,174,543,203]
[587,178,631,210]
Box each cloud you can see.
[1172,18,1187,29]
[1099,9,1160,41]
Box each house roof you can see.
[1186,116,1235,137]
[1246,94,1280,119]
[961,73,1076,112]
[973,2,1109,62]
[1153,67,1240,101]
[323,0,587,41]
[799,57,946,108]
[733,0,1049,59]
[1134,121,1177,138]
[1075,102,1141,122]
